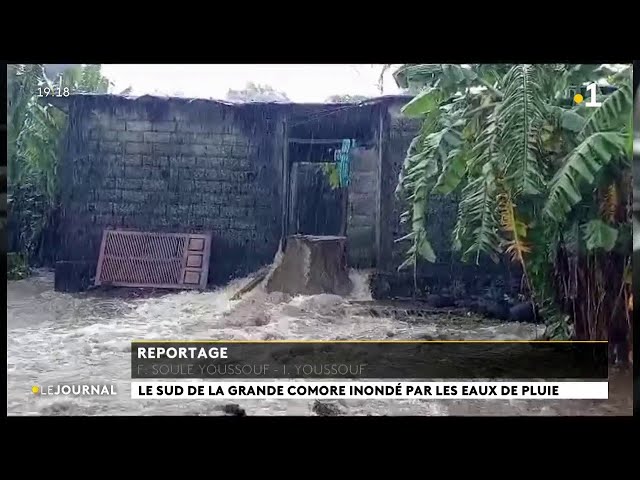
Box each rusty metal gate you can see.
[95,229,211,289]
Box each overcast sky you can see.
[100,64,403,102]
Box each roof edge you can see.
[44,92,414,110]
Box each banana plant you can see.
[394,63,633,341]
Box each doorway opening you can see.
[284,103,379,237]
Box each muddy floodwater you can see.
[7,270,633,416]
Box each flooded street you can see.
[7,269,633,416]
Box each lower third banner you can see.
[130,381,608,400]
[131,341,607,379]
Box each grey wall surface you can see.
[57,95,284,285]
[347,146,379,268]
[54,94,518,296]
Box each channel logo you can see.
[31,384,118,396]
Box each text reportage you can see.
[136,346,228,359]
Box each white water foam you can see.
[7,266,631,416]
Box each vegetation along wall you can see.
[373,98,518,300]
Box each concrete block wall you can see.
[57,95,284,285]
[378,101,423,273]
[53,94,518,295]
[346,147,379,267]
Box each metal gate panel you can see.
[95,229,211,289]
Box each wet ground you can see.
[6,269,633,416]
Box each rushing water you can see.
[7,269,633,416]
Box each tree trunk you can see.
[554,248,631,365]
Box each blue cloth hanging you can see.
[334,139,355,187]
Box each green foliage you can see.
[581,219,618,251]
[543,132,627,223]
[453,162,502,263]
[560,110,586,133]
[17,100,66,203]
[497,65,547,197]
[543,312,572,340]
[48,64,111,93]
[321,163,342,189]
[394,63,633,339]
[8,65,44,185]
[7,64,111,268]
[580,82,632,138]
[401,88,441,117]
[7,253,31,280]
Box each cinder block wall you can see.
[56,95,284,285]
[347,147,379,268]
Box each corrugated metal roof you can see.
[46,92,413,111]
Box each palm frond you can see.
[431,101,487,195]
[498,191,531,266]
[451,109,502,261]
[454,162,502,263]
[432,148,467,195]
[543,131,627,222]
[401,87,442,117]
[8,65,48,185]
[397,108,465,265]
[579,82,632,139]
[400,148,439,265]
[496,64,547,197]
[581,219,619,251]
[16,102,63,204]
[395,64,482,97]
